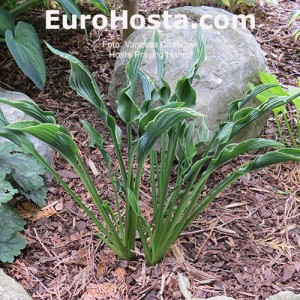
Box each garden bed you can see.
[0,0,299,299]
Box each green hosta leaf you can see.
[0,204,27,263]
[127,189,141,216]
[0,99,56,124]
[258,71,288,96]
[5,22,46,89]
[6,121,79,165]
[46,42,104,110]
[211,138,283,170]
[137,107,204,161]
[117,38,149,123]
[0,8,14,36]
[289,10,300,28]
[174,27,205,107]
[90,0,109,15]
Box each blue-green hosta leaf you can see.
[6,121,79,165]
[0,204,27,263]
[137,107,204,161]
[0,8,14,36]
[56,0,81,20]
[5,22,46,89]
[0,98,56,124]
[90,0,109,15]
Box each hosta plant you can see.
[249,71,300,148]
[1,28,300,265]
[0,140,47,263]
[289,9,300,41]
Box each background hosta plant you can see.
[0,0,108,89]
[1,28,300,265]
[289,9,300,41]
[249,71,300,148]
[0,141,48,263]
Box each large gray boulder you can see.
[109,6,268,143]
[0,269,32,300]
[0,88,54,183]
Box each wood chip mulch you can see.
[0,0,299,299]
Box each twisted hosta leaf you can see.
[117,39,149,123]
[174,27,205,107]
[57,0,81,20]
[0,204,27,263]
[6,121,79,165]
[0,98,56,124]
[5,22,46,89]
[137,107,204,161]
[0,8,14,36]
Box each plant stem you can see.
[10,0,41,17]
[283,113,297,147]
[275,113,284,144]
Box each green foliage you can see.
[1,29,300,265]
[0,0,108,89]
[0,140,47,263]
[250,71,300,148]
[289,9,300,41]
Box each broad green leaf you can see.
[288,86,300,109]
[137,107,203,161]
[258,71,288,96]
[5,22,46,89]
[0,8,14,36]
[0,99,56,123]
[0,204,27,263]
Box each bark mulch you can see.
[0,0,299,299]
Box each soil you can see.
[0,0,300,299]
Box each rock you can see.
[0,88,54,183]
[109,6,269,145]
[267,291,300,300]
[198,297,235,300]
[0,269,32,300]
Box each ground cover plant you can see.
[1,28,300,266]
[0,140,47,263]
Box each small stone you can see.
[0,269,32,300]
